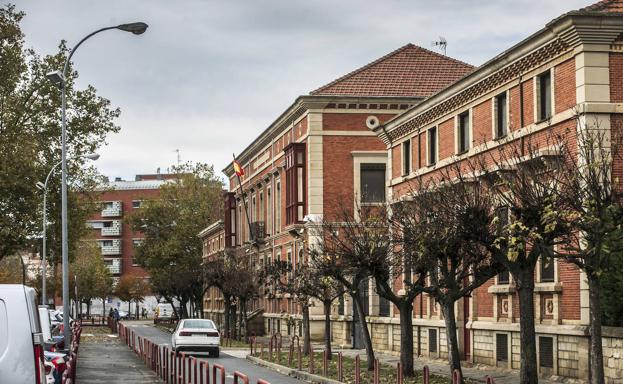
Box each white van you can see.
[155,302,174,323]
[0,284,46,383]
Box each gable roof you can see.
[310,44,475,98]
[582,0,623,12]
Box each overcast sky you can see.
[16,0,589,181]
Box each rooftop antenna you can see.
[432,36,447,56]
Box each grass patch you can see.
[80,326,119,344]
[252,351,475,384]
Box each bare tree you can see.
[308,203,392,371]
[554,120,623,384]
[481,135,573,384]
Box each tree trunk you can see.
[242,300,248,341]
[102,298,106,318]
[128,300,131,315]
[238,302,244,341]
[398,301,415,377]
[352,291,375,371]
[440,300,463,382]
[516,270,539,384]
[231,304,238,339]
[323,301,332,359]
[223,298,231,340]
[588,273,605,384]
[302,304,311,356]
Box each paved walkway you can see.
[76,335,161,383]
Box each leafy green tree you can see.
[70,240,112,316]
[0,4,119,264]
[128,162,223,318]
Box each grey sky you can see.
[16,0,589,181]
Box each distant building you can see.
[88,173,177,284]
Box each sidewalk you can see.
[76,333,161,383]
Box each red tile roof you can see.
[582,0,623,12]
[310,44,475,98]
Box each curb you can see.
[246,355,344,384]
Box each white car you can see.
[171,319,220,357]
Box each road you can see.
[124,322,303,384]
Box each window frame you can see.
[401,139,412,176]
[493,91,509,139]
[360,163,386,204]
[456,110,471,155]
[284,143,306,225]
[426,126,438,166]
[535,69,554,122]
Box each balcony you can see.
[100,239,122,255]
[249,221,266,242]
[106,258,122,274]
[101,220,122,236]
[101,201,122,217]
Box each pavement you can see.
[124,320,305,384]
[75,334,161,383]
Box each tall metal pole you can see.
[56,24,145,348]
[41,186,47,305]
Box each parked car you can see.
[154,302,175,323]
[171,319,220,357]
[0,284,47,383]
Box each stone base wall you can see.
[318,317,623,382]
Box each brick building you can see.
[373,0,623,381]
[201,0,623,380]
[89,173,176,284]
[200,45,473,335]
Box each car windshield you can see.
[183,320,215,329]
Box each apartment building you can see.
[201,44,474,336]
[373,0,623,380]
[89,173,176,284]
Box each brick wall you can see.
[610,53,623,103]
[472,99,492,145]
[559,261,581,321]
[555,59,576,114]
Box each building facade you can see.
[374,0,623,381]
[201,44,474,337]
[201,0,623,381]
[89,173,176,284]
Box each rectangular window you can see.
[285,143,306,225]
[495,92,508,138]
[496,334,509,362]
[457,111,470,154]
[338,295,345,316]
[540,256,555,283]
[360,164,386,203]
[428,329,438,353]
[538,71,552,121]
[275,180,281,233]
[498,271,510,284]
[132,200,142,209]
[251,195,256,223]
[266,187,272,236]
[539,336,554,368]
[379,296,390,317]
[259,191,264,222]
[402,140,411,175]
[427,127,437,165]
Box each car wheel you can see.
[213,348,219,358]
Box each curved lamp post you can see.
[36,153,99,306]
[45,22,147,347]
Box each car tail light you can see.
[207,331,219,337]
[45,364,52,375]
[179,331,192,336]
[33,343,45,384]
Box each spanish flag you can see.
[233,159,244,177]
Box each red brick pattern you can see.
[610,53,623,103]
[473,99,492,145]
[555,59,577,114]
[311,44,474,97]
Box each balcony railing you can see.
[249,221,265,242]
[101,220,122,236]
[101,201,122,217]
[106,259,122,274]
[100,239,122,255]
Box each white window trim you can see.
[426,126,439,166]
[352,151,388,210]
[454,109,473,155]
[401,138,412,176]
[534,67,556,123]
[492,90,510,139]
[493,332,512,368]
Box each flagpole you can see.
[233,153,255,242]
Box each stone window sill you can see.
[487,284,516,294]
[534,282,563,293]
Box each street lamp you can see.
[37,154,99,306]
[46,21,147,348]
